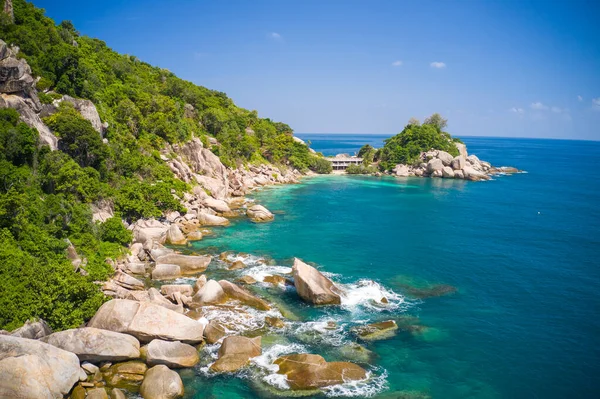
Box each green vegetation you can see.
[378,114,459,170]
[357,144,376,166]
[0,0,330,332]
[346,164,378,175]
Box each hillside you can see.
[0,0,329,331]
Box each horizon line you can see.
[295,133,600,142]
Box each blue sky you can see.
[36,0,600,139]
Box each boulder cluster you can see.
[392,143,520,181]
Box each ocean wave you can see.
[200,304,283,335]
[244,265,293,283]
[251,343,308,390]
[338,279,406,312]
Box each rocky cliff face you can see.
[0,39,58,148]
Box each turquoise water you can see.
[181,136,600,398]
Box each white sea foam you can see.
[322,369,388,398]
[338,279,405,312]
[293,318,348,346]
[244,265,293,283]
[200,304,282,335]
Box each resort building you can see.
[327,154,364,170]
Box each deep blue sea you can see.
[180,135,600,399]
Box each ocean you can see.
[178,134,600,398]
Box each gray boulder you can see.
[152,264,182,280]
[437,151,454,166]
[191,279,225,306]
[155,253,211,275]
[140,340,199,368]
[442,166,455,178]
[139,365,184,399]
[0,335,80,398]
[88,299,204,344]
[41,327,140,363]
[451,156,466,170]
[10,318,52,339]
[426,158,444,174]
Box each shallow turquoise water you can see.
[181,137,600,398]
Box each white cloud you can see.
[551,106,563,113]
[269,32,282,41]
[430,61,446,69]
[593,98,600,109]
[578,95,583,102]
[510,107,524,115]
[530,102,548,110]
[391,60,403,67]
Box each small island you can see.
[324,113,520,181]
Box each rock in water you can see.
[274,353,366,390]
[164,224,187,245]
[436,151,454,166]
[210,336,261,372]
[203,320,226,344]
[0,335,80,398]
[351,320,399,341]
[292,258,341,305]
[246,204,274,222]
[41,327,140,363]
[140,340,199,368]
[140,365,184,399]
[426,158,444,174]
[218,280,271,310]
[88,299,204,344]
[191,279,225,306]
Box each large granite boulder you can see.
[274,353,366,390]
[455,142,468,158]
[160,284,194,297]
[197,212,230,226]
[436,151,454,166]
[140,365,184,399]
[155,253,211,275]
[442,166,455,178]
[10,318,52,339]
[202,196,231,213]
[132,219,169,244]
[164,224,187,246]
[246,204,274,222]
[140,340,199,368]
[88,299,204,344]
[152,264,182,280]
[426,158,444,174]
[147,288,184,313]
[393,164,410,177]
[292,258,341,305]
[0,335,80,398]
[41,327,140,363]
[191,279,225,306]
[218,280,271,310]
[113,270,144,290]
[59,95,103,134]
[210,336,261,373]
[0,94,57,149]
[203,320,226,344]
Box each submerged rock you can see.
[274,353,366,390]
[218,280,271,310]
[398,283,457,299]
[246,204,274,222]
[292,258,341,305]
[351,320,398,341]
[210,336,261,373]
[41,327,140,363]
[140,365,184,399]
[0,335,81,398]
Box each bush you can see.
[100,216,132,245]
[309,156,332,174]
[346,164,378,174]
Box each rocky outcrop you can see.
[88,299,204,344]
[139,365,184,399]
[58,95,104,134]
[390,144,520,181]
[0,93,57,149]
[0,335,81,398]
[102,361,147,391]
[197,211,229,226]
[140,340,199,368]
[210,336,261,373]
[164,224,187,245]
[131,219,169,244]
[41,327,140,363]
[274,353,366,390]
[246,204,274,222]
[292,258,341,305]
[151,264,182,280]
